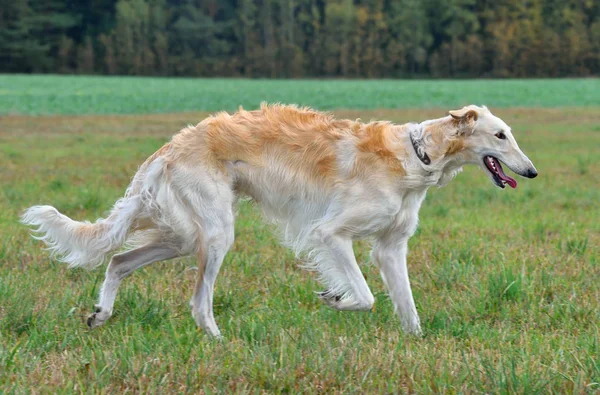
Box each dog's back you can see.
[161,104,410,238]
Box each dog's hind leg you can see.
[311,231,374,311]
[189,208,235,338]
[87,242,181,329]
[190,223,234,338]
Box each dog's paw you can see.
[86,305,110,329]
[317,290,374,311]
[405,326,423,337]
[317,289,343,304]
[401,320,423,337]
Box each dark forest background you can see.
[1,0,599,78]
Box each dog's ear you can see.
[449,107,478,135]
[449,107,479,123]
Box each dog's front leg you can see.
[372,238,422,336]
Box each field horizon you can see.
[2,75,600,116]
[1,78,599,392]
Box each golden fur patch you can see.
[157,104,478,190]
[168,104,412,186]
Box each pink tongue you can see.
[494,160,517,188]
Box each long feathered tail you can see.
[21,191,142,269]
[21,143,172,269]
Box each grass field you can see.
[1,77,599,392]
[2,75,600,115]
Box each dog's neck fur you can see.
[402,117,465,188]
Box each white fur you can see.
[21,195,141,269]
[22,106,537,337]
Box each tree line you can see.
[1,0,599,78]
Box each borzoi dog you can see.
[22,104,537,337]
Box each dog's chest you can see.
[371,187,427,238]
[389,189,427,237]
[338,186,427,239]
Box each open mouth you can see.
[484,156,517,189]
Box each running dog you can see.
[22,104,537,337]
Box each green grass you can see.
[1,74,600,115]
[1,104,598,392]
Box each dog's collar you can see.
[409,130,431,165]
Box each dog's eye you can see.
[495,132,507,140]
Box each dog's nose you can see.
[525,168,538,178]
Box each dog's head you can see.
[444,105,537,189]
